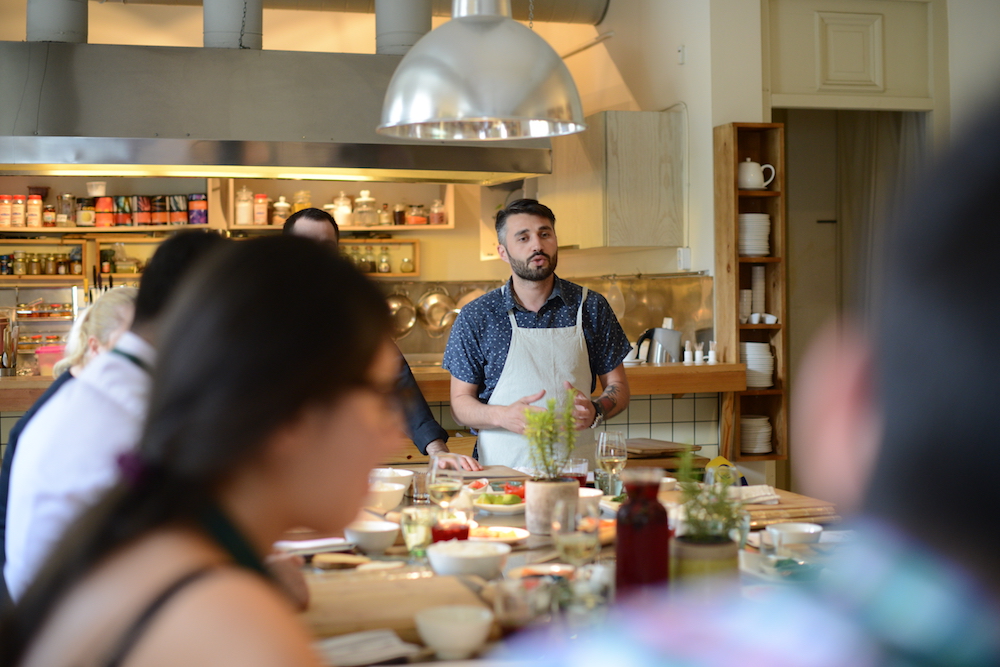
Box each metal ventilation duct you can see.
[0,41,550,184]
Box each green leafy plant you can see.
[676,451,743,543]
[523,388,577,481]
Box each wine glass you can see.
[400,505,437,561]
[550,499,601,568]
[595,431,627,494]
[428,452,464,510]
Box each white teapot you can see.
[738,158,775,190]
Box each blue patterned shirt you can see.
[443,276,631,402]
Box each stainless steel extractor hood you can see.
[0,41,551,184]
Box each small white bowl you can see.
[365,481,407,512]
[415,605,494,659]
[427,540,511,580]
[578,487,603,514]
[369,467,414,492]
[658,476,678,493]
[343,520,399,555]
[766,522,823,545]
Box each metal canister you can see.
[150,195,169,225]
[168,195,188,225]
[94,196,114,227]
[131,196,152,225]
[113,196,132,226]
[187,193,208,225]
[76,198,96,226]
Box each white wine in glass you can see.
[428,452,464,509]
[596,431,627,475]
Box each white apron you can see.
[478,287,597,470]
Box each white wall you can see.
[947,0,1000,136]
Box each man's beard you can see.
[509,249,558,281]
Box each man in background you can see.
[283,208,480,470]
[508,101,1000,665]
[5,231,226,600]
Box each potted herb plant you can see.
[669,453,744,590]
[523,388,580,535]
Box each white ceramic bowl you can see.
[415,605,494,659]
[364,481,407,512]
[578,487,603,514]
[658,476,678,493]
[766,522,823,545]
[369,467,414,492]
[426,540,511,580]
[343,520,399,555]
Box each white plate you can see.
[468,526,530,544]
[273,537,354,556]
[473,499,526,515]
[598,496,622,515]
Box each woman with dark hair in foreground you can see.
[1,236,401,667]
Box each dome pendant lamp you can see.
[377,0,586,141]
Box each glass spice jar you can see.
[27,254,41,275]
[12,251,26,275]
[43,254,57,275]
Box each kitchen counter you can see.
[0,376,60,412]
[0,363,747,413]
[409,362,747,402]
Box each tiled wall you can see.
[428,393,721,461]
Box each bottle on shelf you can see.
[292,190,312,214]
[56,193,75,227]
[272,196,291,226]
[361,246,377,273]
[12,252,25,275]
[377,246,392,273]
[430,199,447,225]
[253,193,269,226]
[235,186,253,225]
[406,204,429,225]
[25,195,42,227]
[11,195,25,227]
[379,203,392,226]
[399,256,415,274]
[0,195,10,227]
[353,190,377,227]
[393,203,406,226]
[27,254,41,275]
[332,191,352,227]
[42,204,56,227]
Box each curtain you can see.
[836,111,928,318]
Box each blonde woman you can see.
[0,288,136,607]
[53,288,138,377]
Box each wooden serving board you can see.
[659,488,839,529]
[625,438,701,457]
[302,573,491,643]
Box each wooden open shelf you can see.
[715,122,788,463]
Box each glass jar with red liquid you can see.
[431,510,471,542]
[615,468,670,595]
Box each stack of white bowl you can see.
[751,265,766,314]
[738,213,770,257]
[740,342,774,388]
[740,415,772,454]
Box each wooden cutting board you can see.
[625,438,702,457]
[659,488,839,529]
[302,573,491,643]
[395,463,529,480]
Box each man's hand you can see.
[499,389,547,435]
[426,439,483,471]
[564,380,597,430]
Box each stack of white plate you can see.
[740,341,774,388]
[738,214,771,257]
[740,415,772,454]
[751,265,766,314]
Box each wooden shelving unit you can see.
[714,122,788,462]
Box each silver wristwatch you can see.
[590,400,605,429]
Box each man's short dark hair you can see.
[495,199,556,244]
[283,207,340,241]
[133,230,227,328]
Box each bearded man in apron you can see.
[443,199,632,470]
